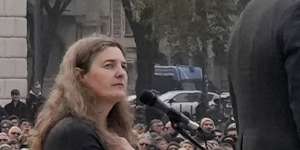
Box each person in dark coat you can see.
[4,89,27,119]
[26,82,45,123]
[228,0,300,149]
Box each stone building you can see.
[0,0,27,105]
[0,0,137,105]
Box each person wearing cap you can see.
[4,89,27,119]
[200,117,215,134]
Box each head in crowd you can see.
[8,126,21,141]
[0,144,11,150]
[224,123,237,139]
[152,135,168,150]
[31,36,134,150]
[164,121,176,136]
[0,132,8,145]
[0,120,12,134]
[180,140,194,150]
[137,134,152,150]
[31,82,42,95]
[200,117,215,133]
[10,89,20,102]
[8,139,19,150]
[206,139,219,150]
[167,141,180,150]
[219,142,235,150]
[19,119,32,134]
[149,119,164,135]
[7,115,19,127]
[214,129,224,142]
[133,123,146,135]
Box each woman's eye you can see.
[104,64,114,69]
[122,64,128,71]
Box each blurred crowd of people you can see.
[133,117,237,150]
[0,87,236,150]
[0,83,45,150]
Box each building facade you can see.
[0,0,27,105]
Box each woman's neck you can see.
[95,100,115,131]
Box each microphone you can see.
[140,90,200,130]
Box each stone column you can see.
[0,0,27,105]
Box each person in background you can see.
[147,119,165,136]
[0,132,9,145]
[7,126,21,142]
[214,129,224,143]
[179,140,195,150]
[200,117,215,135]
[26,82,45,123]
[137,134,152,150]
[31,36,136,150]
[4,89,26,119]
[0,121,12,134]
[167,141,180,150]
[7,116,19,127]
[0,144,11,150]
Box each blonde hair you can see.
[31,36,135,150]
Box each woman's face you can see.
[81,46,128,103]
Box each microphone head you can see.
[139,90,157,106]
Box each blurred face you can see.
[8,126,21,140]
[0,133,8,145]
[168,145,179,150]
[181,143,194,150]
[164,122,175,135]
[157,139,168,150]
[1,123,11,134]
[11,94,20,101]
[214,131,223,141]
[20,121,32,133]
[226,129,237,138]
[202,120,214,133]
[32,83,41,94]
[138,137,151,150]
[151,121,164,134]
[81,47,128,103]
[11,119,19,127]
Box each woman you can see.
[31,36,135,150]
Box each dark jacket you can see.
[4,101,27,119]
[44,117,105,150]
[26,92,45,122]
[228,0,300,149]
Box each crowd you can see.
[0,83,44,150]
[133,114,237,150]
[0,87,236,150]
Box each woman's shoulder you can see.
[44,116,105,150]
[54,117,96,131]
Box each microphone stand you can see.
[171,122,206,150]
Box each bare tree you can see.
[35,0,71,86]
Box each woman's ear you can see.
[75,67,85,81]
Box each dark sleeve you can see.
[282,3,300,139]
[44,119,105,150]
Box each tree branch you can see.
[42,0,52,14]
[122,0,135,25]
[53,0,63,11]
[59,0,72,14]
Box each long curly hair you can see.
[31,36,135,150]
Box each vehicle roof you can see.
[159,90,202,100]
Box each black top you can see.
[44,117,105,150]
[4,101,27,119]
